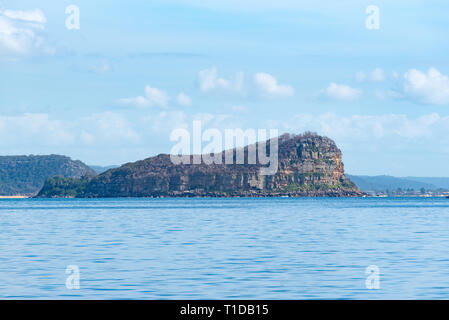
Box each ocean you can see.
[1,197,449,299]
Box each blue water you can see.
[1,197,449,299]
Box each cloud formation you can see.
[403,68,449,105]
[322,83,361,101]
[3,9,46,23]
[0,8,51,58]
[254,72,294,98]
[198,67,244,94]
[270,112,449,151]
[0,112,140,148]
[270,111,449,175]
[118,85,170,108]
[177,92,192,106]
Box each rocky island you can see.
[37,133,363,198]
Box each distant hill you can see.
[405,177,449,190]
[38,133,363,198]
[89,165,119,174]
[347,175,449,192]
[0,155,96,196]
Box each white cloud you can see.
[0,113,73,146]
[198,67,244,94]
[254,72,294,98]
[274,112,449,143]
[177,92,192,106]
[142,110,243,138]
[82,112,140,144]
[191,112,244,133]
[0,8,50,57]
[322,83,361,101]
[117,96,149,108]
[270,111,449,175]
[142,110,188,133]
[118,85,170,108]
[144,86,170,106]
[370,68,385,82]
[403,68,449,105]
[0,112,141,149]
[3,9,46,23]
[356,68,385,82]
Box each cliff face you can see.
[0,155,96,196]
[37,133,363,198]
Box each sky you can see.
[1,0,449,176]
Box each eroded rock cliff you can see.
[37,133,363,197]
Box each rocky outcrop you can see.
[37,133,363,198]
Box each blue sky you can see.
[1,0,449,176]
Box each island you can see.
[36,132,364,198]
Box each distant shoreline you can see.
[6,195,449,199]
[0,195,30,199]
